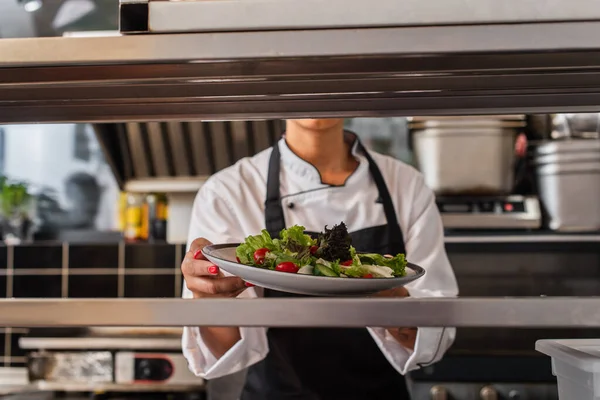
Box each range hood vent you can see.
[94,120,284,188]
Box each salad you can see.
[235,223,407,278]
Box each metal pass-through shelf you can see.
[0,298,600,328]
[3,9,600,122]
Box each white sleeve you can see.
[368,174,459,374]
[182,183,269,379]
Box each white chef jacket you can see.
[182,137,459,380]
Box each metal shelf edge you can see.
[0,298,599,328]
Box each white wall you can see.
[2,124,119,231]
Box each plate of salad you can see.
[202,223,425,296]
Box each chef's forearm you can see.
[387,327,417,350]
[200,327,242,359]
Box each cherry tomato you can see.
[362,274,374,279]
[253,248,270,265]
[310,245,319,255]
[341,260,353,266]
[275,262,300,274]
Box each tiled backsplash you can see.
[0,241,187,368]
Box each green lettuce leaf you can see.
[236,229,280,265]
[358,253,407,276]
[279,225,315,252]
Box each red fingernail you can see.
[208,265,219,275]
[245,282,255,287]
[193,250,202,260]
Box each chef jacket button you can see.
[288,202,295,209]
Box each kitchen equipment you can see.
[534,140,600,232]
[410,355,559,400]
[536,339,600,400]
[20,330,204,393]
[202,244,425,296]
[436,195,541,230]
[551,113,600,140]
[411,116,521,196]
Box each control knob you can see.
[430,385,448,400]
[480,386,498,400]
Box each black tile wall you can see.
[68,275,119,298]
[0,247,7,270]
[10,332,26,358]
[13,275,62,298]
[2,241,182,367]
[0,276,6,298]
[14,244,62,269]
[124,274,176,298]
[69,244,119,269]
[125,243,176,269]
[0,333,5,357]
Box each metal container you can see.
[535,139,600,157]
[413,128,516,195]
[536,160,600,231]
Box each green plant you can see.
[0,177,31,218]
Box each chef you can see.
[181,118,458,400]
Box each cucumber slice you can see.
[314,263,338,277]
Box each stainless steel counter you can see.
[1,298,599,328]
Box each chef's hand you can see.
[373,286,418,350]
[182,238,247,299]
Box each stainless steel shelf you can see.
[139,0,600,33]
[19,337,182,350]
[3,22,600,122]
[1,298,600,328]
[444,234,600,243]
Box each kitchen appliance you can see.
[410,355,559,400]
[534,139,600,232]
[437,195,542,230]
[19,329,204,395]
[410,116,525,196]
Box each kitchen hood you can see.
[2,0,600,123]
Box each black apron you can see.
[242,140,410,400]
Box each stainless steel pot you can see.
[413,127,516,195]
[535,139,600,156]
[535,146,600,231]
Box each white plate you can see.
[203,244,425,296]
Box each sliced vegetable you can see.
[275,262,300,274]
[297,265,314,275]
[253,248,269,265]
[314,263,338,277]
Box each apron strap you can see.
[265,142,286,238]
[264,138,404,247]
[356,141,404,244]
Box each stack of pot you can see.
[409,116,525,195]
[534,139,600,231]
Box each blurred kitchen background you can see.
[1,1,600,400]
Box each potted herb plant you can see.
[0,177,34,244]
